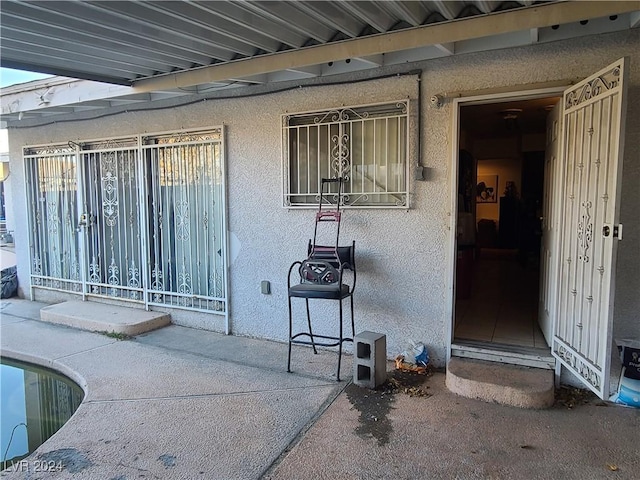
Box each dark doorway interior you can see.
[454,97,559,350]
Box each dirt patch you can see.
[345,369,433,446]
[554,385,603,409]
[379,369,433,397]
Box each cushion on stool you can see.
[288,283,350,299]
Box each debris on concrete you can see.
[380,369,433,398]
[346,367,434,445]
[394,355,430,375]
[1,265,17,299]
[398,341,429,366]
[554,385,600,409]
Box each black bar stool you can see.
[287,241,356,381]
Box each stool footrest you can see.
[291,332,353,348]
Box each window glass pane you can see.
[289,128,299,195]
[308,125,319,195]
[319,124,330,189]
[284,101,409,207]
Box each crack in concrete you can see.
[84,383,342,404]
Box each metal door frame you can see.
[446,85,567,363]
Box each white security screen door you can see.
[80,139,145,300]
[553,58,628,398]
[24,145,81,292]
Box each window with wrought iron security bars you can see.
[23,128,228,315]
[283,101,410,208]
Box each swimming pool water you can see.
[1,358,83,470]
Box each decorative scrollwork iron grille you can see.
[143,129,226,313]
[81,144,143,300]
[24,128,227,315]
[24,146,81,292]
[283,101,410,208]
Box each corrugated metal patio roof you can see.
[0,0,555,85]
[1,1,638,123]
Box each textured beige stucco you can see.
[7,29,639,366]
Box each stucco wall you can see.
[7,29,639,367]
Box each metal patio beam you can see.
[133,1,640,92]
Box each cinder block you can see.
[353,331,387,389]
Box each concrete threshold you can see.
[451,340,555,369]
[40,300,171,336]
[446,356,555,409]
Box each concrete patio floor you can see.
[1,298,639,480]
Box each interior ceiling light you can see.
[500,108,523,120]
[500,108,523,131]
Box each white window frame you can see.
[282,100,411,208]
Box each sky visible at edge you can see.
[0,68,52,88]
[0,69,50,150]
[0,68,51,150]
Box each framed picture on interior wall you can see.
[476,174,498,203]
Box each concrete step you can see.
[451,340,555,369]
[446,357,555,409]
[40,300,171,336]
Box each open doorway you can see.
[453,95,561,359]
[449,59,628,395]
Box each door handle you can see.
[602,224,623,240]
[77,213,95,231]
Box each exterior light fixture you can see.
[0,162,10,181]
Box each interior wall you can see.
[465,123,547,231]
[476,157,522,225]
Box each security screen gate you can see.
[552,58,627,399]
[25,145,81,293]
[80,139,144,301]
[24,127,228,318]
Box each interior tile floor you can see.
[455,248,549,349]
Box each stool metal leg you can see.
[336,299,344,381]
[350,295,355,337]
[287,296,293,373]
[305,298,318,354]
